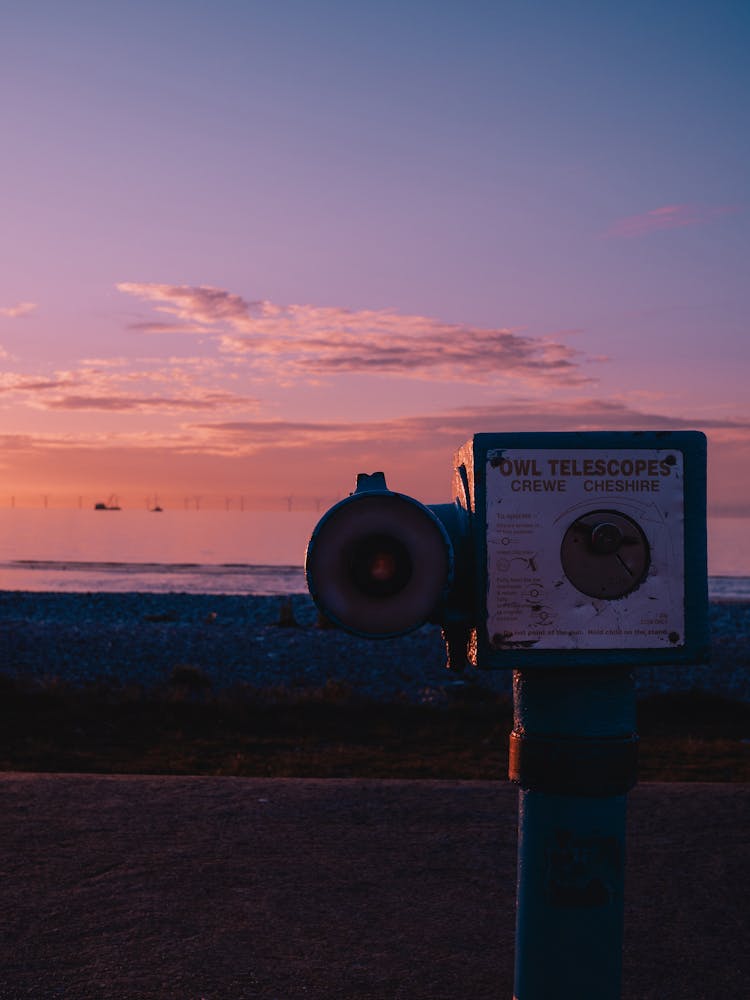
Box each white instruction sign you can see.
[486,449,685,651]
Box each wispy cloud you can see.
[0,374,80,394]
[10,395,744,458]
[605,203,740,239]
[0,363,259,414]
[128,320,215,335]
[12,398,750,507]
[4,397,749,513]
[118,283,256,327]
[0,301,37,318]
[192,397,750,458]
[189,401,750,513]
[117,282,592,387]
[45,391,250,413]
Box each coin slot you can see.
[560,510,650,600]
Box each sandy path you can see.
[1,775,747,999]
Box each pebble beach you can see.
[1,591,748,704]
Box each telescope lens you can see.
[347,533,413,598]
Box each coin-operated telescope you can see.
[306,432,708,671]
[305,430,709,1000]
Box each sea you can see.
[0,508,748,600]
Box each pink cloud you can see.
[3,399,748,514]
[185,402,750,513]
[10,395,741,460]
[117,283,592,387]
[45,392,250,413]
[128,320,215,335]
[117,283,262,328]
[0,301,37,318]
[0,374,80,393]
[605,203,740,238]
[195,398,750,456]
[176,400,750,514]
[0,363,258,414]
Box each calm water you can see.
[0,508,748,598]
[0,509,315,595]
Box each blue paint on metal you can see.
[511,667,636,999]
[514,789,628,999]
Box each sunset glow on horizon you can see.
[1,2,748,525]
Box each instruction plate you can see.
[485,449,685,651]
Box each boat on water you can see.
[94,495,121,510]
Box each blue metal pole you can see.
[510,667,637,1000]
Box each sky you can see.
[1,0,749,518]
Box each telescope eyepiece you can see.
[305,481,454,638]
[347,532,413,599]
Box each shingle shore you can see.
[0,591,748,703]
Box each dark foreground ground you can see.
[1,591,748,781]
[2,592,749,704]
[1,676,748,782]
[1,775,747,1000]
